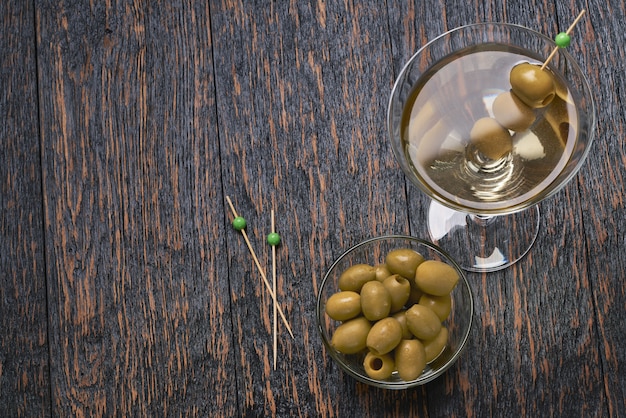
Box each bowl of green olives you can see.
[316,235,473,389]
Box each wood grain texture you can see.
[0,1,50,416]
[36,1,235,415]
[1,0,625,416]
[212,0,412,415]
[570,1,626,416]
[391,2,606,417]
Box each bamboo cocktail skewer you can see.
[269,210,278,369]
[541,10,586,70]
[226,196,294,339]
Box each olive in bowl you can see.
[316,235,473,389]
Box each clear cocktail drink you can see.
[388,23,595,271]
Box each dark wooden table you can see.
[2,1,625,416]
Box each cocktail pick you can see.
[225,196,294,339]
[267,210,280,369]
[541,10,586,70]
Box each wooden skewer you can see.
[541,10,586,70]
[270,209,277,370]
[225,196,294,339]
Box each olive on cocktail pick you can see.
[509,10,586,110]
[469,117,512,160]
[492,90,536,131]
[509,63,556,108]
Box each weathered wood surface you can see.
[34,1,236,416]
[1,0,625,416]
[0,1,50,416]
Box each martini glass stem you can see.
[428,201,540,272]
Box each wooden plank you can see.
[36,1,236,415]
[0,1,51,416]
[389,1,607,416]
[566,1,626,416]
[212,0,417,415]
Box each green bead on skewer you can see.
[267,232,281,246]
[555,32,571,48]
[232,216,247,231]
[541,10,585,70]
[268,209,281,370]
[225,196,294,339]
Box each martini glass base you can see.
[427,201,540,272]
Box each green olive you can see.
[325,291,361,321]
[492,90,536,131]
[414,260,459,296]
[338,264,376,292]
[374,264,392,282]
[395,339,426,381]
[382,275,411,313]
[543,94,572,147]
[366,317,403,355]
[405,304,442,340]
[385,248,425,280]
[419,293,452,321]
[360,281,391,321]
[469,117,512,160]
[423,327,448,363]
[363,351,395,380]
[392,310,414,340]
[330,316,371,354]
[510,62,555,108]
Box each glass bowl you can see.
[316,235,473,389]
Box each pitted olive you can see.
[414,260,459,296]
[405,304,442,340]
[330,316,371,354]
[360,281,391,321]
[423,327,449,363]
[374,264,392,282]
[338,264,376,292]
[492,90,536,131]
[366,317,403,355]
[419,293,452,321]
[385,248,424,279]
[392,310,414,340]
[382,274,411,312]
[363,351,395,380]
[325,291,361,321]
[469,117,512,160]
[395,339,426,381]
[510,62,555,108]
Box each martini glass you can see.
[388,23,595,272]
